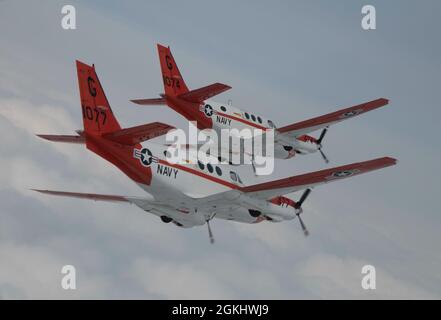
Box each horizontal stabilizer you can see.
[32,189,129,202]
[130,97,166,105]
[102,122,175,145]
[36,134,85,144]
[178,83,231,103]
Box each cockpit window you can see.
[230,171,237,182]
[268,120,276,128]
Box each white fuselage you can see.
[200,100,320,160]
[130,141,297,228]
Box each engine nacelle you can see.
[274,143,296,159]
[238,194,296,221]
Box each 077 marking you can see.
[82,105,107,125]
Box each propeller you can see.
[251,159,257,176]
[251,151,258,176]
[294,188,312,237]
[206,213,216,244]
[316,128,330,164]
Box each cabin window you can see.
[215,166,222,176]
[257,116,262,124]
[230,171,238,182]
[220,106,226,112]
[245,113,250,119]
[251,114,256,122]
[207,163,214,173]
[164,150,172,159]
[198,161,205,170]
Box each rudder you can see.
[76,60,121,134]
[157,44,189,97]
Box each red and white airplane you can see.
[132,44,390,162]
[34,61,396,242]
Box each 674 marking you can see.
[163,75,181,88]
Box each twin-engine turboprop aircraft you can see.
[132,44,390,162]
[34,61,397,242]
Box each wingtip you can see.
[219,83,232,89]
[382,98,390,105]
[35,134,53,142]
[36,134,48,140]
[382,156,398,166]
[30,188,45,193]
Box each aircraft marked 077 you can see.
[132,44,391,163]
[34,61,397,242]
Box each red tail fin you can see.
[157,44,189,97]
[76,60,121,134]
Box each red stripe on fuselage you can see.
[215,111,268,130]
[156,159,240,190]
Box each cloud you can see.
[296,253,435,299]
[0,242,113,299]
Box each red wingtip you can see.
[379,98,390,105]
[384,156,398,165]
[36,134,50,140]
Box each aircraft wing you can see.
[32,189,203,228]
[240,157,397,200]
[277,98,389,138]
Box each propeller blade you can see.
[319,149,330,164]
[295,188,312,209]
[297,214,309,237]
[207,220,215,244]
[317,128,328,145]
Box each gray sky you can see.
[0,0,440,299]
